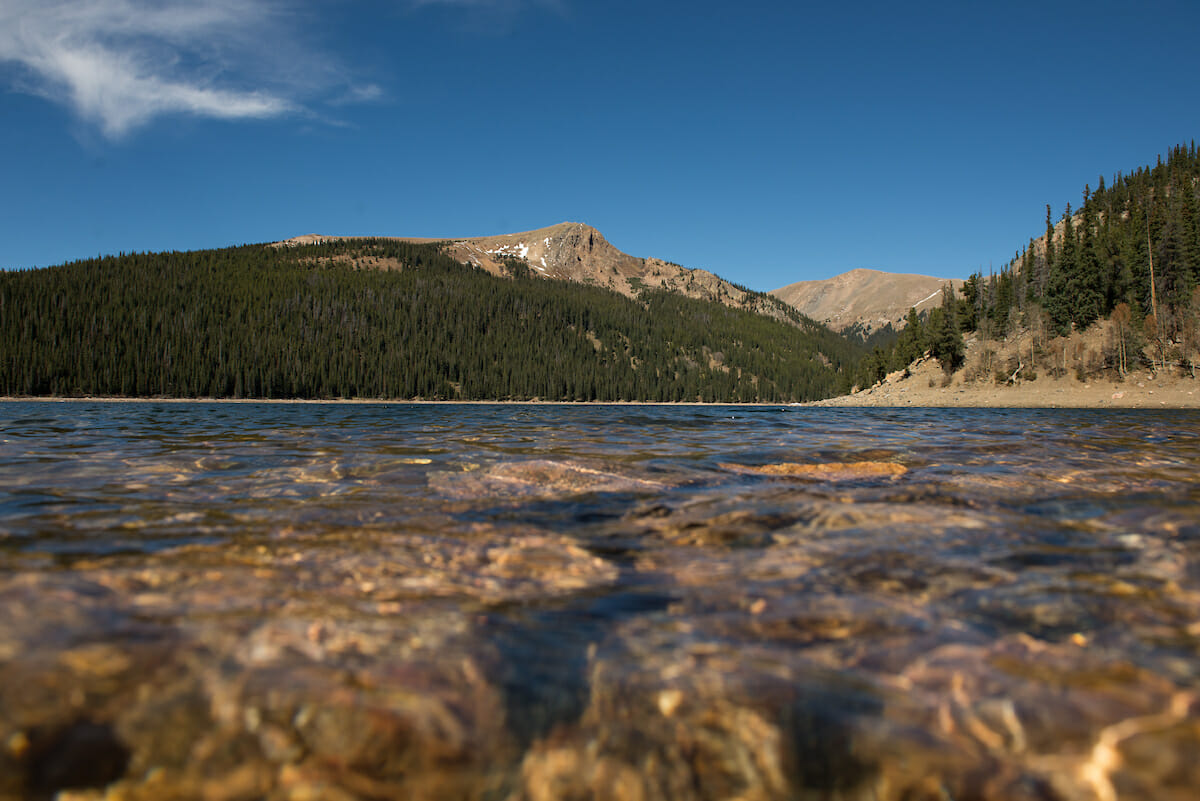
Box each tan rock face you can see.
[441,222,640,283]
[278,223,810,328]
[772,268,962,334]
[443,223,793,320]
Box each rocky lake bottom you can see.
[1,401,1198,801]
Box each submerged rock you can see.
[0,526,620,801]
[512,622,886,801]
[722,461,908,481]
[506,619,1200,801]
[431,458,671,500]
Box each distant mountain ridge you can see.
[771,268,963,334]
[276,223,808,328]
[277,224,966,337]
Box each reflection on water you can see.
[1,401,1199,800]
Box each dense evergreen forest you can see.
[855,143,1200,387]
[967,144,1200,353]
[0,239,859,402]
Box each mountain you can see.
[0,238,860,402]
[276,223,805,327]
[770,269,962,334]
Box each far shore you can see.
[4,376,1200,409]
[0,397,791,407]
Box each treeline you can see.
[964,143,1200,351]
[0,239,859,402]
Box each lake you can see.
[1,401,1198,800]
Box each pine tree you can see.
[890,308,925,370]
[1046,204,1074,334]
[1072,189,1104,328]
[1035,203,1055,299]
[931,285,965,373]
[958,272,982,333]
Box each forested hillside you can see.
[0,239,858,402]
[853,144,1200,387]
[965,143,1200,351]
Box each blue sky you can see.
[2,0,1198,291]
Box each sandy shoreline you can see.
[807,357,1200,408]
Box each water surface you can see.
[1,402,1198,800]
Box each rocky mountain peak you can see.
[276,223,810,329]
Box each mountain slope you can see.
[771,269,962,334]
[277,223,806,328]
[0,239,859,402]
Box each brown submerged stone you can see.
[504,618,1200,801]
[431,458,670,500]
[0,523,616,801]
[723,461,908,480]
[512,624,882,801]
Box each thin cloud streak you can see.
[325,83,386,108]
[0,0,360,138]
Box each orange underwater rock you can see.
[723,461,908,480]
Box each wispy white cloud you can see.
[328,83,385,107]
[0,0,372,138]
